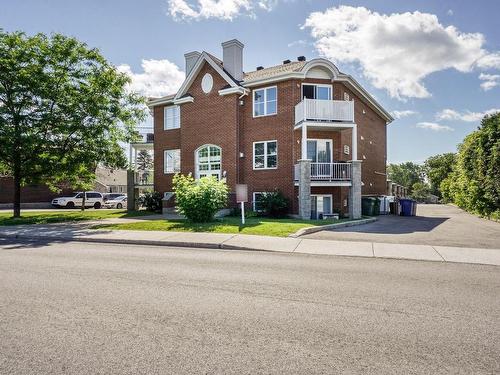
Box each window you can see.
[253,87,277,117]
[196,145,221,180]
[164,106,180,130]
[253,141,277,169]
[252,192,268,212]
[86,192,102,199]
[302,84,332,100]
[164,149,181,174]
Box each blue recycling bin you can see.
[399,199,413,216]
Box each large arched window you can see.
[195,145,222,180]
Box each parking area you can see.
[303,204,500,249]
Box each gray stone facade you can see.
[349,161,362,219]
[298,159,311,220]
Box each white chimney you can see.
[184,51,201,77]
[221,39,244,81]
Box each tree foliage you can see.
[441,113,500,219]
[173,174,229,222]
[387,162,425,193]
[423,153,456,197]
[0,30,145,217]
[410,182,431,202]
[136,150,153,171]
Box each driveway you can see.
[304,204,500,249]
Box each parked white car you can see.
[104,195,127,209]
[51,192,104,209]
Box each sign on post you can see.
[235,184,248,225]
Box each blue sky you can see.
[1,0,499,163]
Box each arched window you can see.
[195,145,222,180]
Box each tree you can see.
[423,153,456,197]
[135,150,153,171]
[0,30,145,217]
[410,182,431,202]
[387,162,425,193]
[441,112,500,218]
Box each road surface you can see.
[0,238,499,374]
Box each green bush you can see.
[257,190,289,218]
[173,174,228,222]
[138,191,163,213]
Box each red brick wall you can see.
[153,68,388,212]
[0,177,74,203]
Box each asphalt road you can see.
[305,204,500,249]
[1,239,499,374]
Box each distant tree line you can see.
[387,113,499,220]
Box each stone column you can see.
[349,160,362,219]
[298,159,311,220]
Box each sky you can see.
[1,0,499,163]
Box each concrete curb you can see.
[289,217,377,237]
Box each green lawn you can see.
[0,209,150,226]
[92,216,357,237]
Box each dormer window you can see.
[164,105,180,130]
[253,86,277,117]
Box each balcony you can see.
[134,170,154,186]
[295,99,354,125]
[294,162,352,185]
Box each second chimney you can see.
[221,39,244,81]
[184,51,201,77]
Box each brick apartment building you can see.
[149,39,393,219]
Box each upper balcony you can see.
[295,99,354,126]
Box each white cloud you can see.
[478,73,500,91]
[287,39,308,48]
[302,6,499,100]
[167,0,282,21]
[476,52,500,69]
[391,110,417,119]
[416,122,454,132]
[117,59,185,98]
[436,108,500,122]
[447,9,453,16]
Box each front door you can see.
[311,195,332,219]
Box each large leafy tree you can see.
[0,30,145,217]
[387,162,425,193]
[441,113,500,218]
[423,153,456,197]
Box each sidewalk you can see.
[0,222,499,266]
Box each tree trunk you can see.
[81,192,86,212]
[13,172,21,218]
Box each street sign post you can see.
[235,184,248,225]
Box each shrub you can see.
[173,174,228,222]
[257,190,289,218]
[138,191,163,213]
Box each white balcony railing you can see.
[295,99,355,125]
[294,162,352,182]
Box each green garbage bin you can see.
[373,197,381,216]
[362,197,377,216]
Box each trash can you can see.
[362,197,377,216]
[411,200,418,216]
[399,199,413,216]
[373,197,380,216]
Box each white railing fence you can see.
[294,162,352,181]
[295,99,354,124]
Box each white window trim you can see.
[252,192,269,212]
[164,105,180,130]
[253,140,278,170]
[164,149,181,174]
[252,86,278,118]
[194,144,222,180]
[307,138,333,162]
[301,83,333,100]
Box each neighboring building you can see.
[149,39,393,219]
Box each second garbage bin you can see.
[361,197,377,216]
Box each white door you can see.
[307,140,332,177]
[311,195,333,219]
